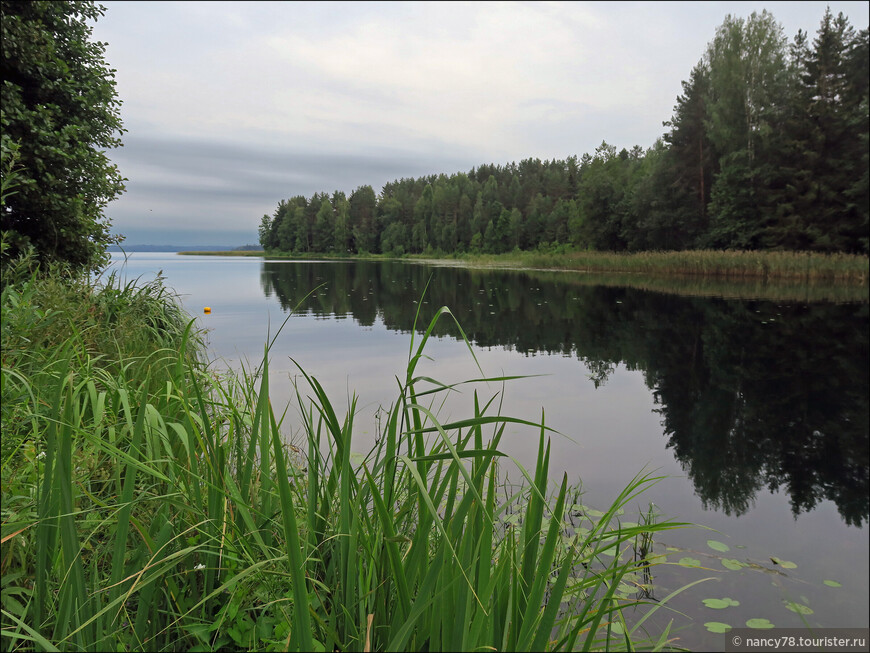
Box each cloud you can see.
[105,135,477,242]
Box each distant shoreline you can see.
[176,250,266,256]
[109,245,260,253]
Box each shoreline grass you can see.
[417,249,869,285]
[1,259,705,651]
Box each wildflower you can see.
[194,563,205,571]
[36,451,46,461]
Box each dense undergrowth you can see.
[1,255,702,651]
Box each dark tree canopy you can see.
[1,0,126,271]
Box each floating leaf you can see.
[784,601,813,615]
[666,546,681,552]
[616,583,635,596]
[678,557,701,567]
[703,598,740,609]
[823,580,842,588]
[707,539,730,553]
[722,558,745,571]
[769,557,797,569]
[746,618,775,629]
[609,622,625,635]
[704,622,733,633]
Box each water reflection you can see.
[262,260,869,526]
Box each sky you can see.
[88,1,870,246]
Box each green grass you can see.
[1,260,706,651]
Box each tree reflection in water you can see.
[262,260,869,526]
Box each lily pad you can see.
[823,580,842,588]
[703,598,740,609]
[746,618,775,629]
[784,601,813,615]
[704,622,733,633]
[678,557,701,567]
[349,452,367,468]
[721,558,746,571]
[770,557,797,569]
[707,539,730,553]
[615,583,635,598]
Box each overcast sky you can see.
[89,1,869,246]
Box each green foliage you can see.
[313,198,335,253]
[1,0,126,272]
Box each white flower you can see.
[194,563,205,571]
[36,451,46,461]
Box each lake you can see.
[106,252,868,650]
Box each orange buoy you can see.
[204,307,211,314]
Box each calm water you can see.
[106,252,869,650]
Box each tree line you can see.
[259,9,868,256]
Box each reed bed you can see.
[448,249,869,285]
[1,264,703,651]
